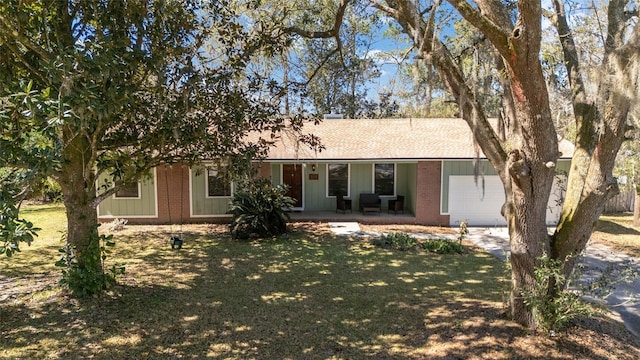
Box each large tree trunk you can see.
[55,129,102,293]
[423,0,555,329]
[463,1,558,329]
[501,68,557,328]
[60,177,99,272]
[550,0,636,279]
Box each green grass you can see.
[1,205,639,359]
[3,203,67,276]
[1,205,510,359]
[593,213,640,258]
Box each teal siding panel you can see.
[556,160,571,174]
[304,164,331,210]
[97,170,156,217]
[191,168,232,216]
[350,163,373,210]
[396,163,416,213]
[271,164,281,185]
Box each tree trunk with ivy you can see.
[55,130,104,293]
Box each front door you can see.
[283,164,303,208]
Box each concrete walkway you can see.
[465,227,640,338]
[328,223,639,338]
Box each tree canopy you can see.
[0,0,303,293]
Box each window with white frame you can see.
[207,168,231,197]
[115,182,140,198]
[327,164,349,197]
[374,163,395,196]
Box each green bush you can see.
[0,174,41,257]
[229,179,295,240]
[26,176,63,203]
[421,238,465,254]
[42,177,63,202]
[521,254,593,333]
[55,231,125,297]
[372,232,418,251]
[372,233,466,254]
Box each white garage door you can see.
[449,176,506,226]
[448,175,564,226]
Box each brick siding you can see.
[415,161,450,226]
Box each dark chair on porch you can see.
[388,195,405,214]
[359,193,381,214]
[336,194,352,214]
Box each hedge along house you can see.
[97,118,574,226]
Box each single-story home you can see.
[97,118,574,226]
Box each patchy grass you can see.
[4,203,67,276]
[592,213,640,258]
[0,206,639,359]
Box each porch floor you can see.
[288,210,417,225]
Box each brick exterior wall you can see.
[415,161,450,226]
[116,165,188,225]
[255,162,272,179]
[155,164,191,224]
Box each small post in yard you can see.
[170,235,183,249]
[458,220,469,244]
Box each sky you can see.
[348,0,606,103]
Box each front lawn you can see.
[592,213,640,258]
[1,204,638,359]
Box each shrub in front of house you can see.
[420,238,465,254]
[229,179,295,240]
[372,232,419,251]
[372,232,465,254]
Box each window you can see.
[327,164,349,197]
[207,168,231,197]
[115,182,140,198]
[374,163,395,196]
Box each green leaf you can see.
[55,259,67,267]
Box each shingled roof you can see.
[263,118,574,161]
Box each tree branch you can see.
[285,0,350,39]
[374,0,507,173]
[283,0,350,85]
[370,1,401,18]
[550,0,584,93]
[0,13,52,64]
[625,8,639,21]
[304,48,342,85]
[446,0,510,55]
[430,38,508,172]
[0,39,49,85]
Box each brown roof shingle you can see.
[262,118,574,161]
